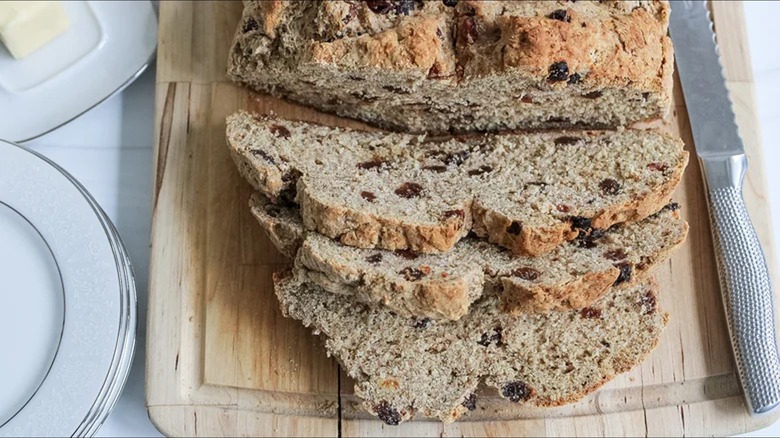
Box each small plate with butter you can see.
[0,1,156,143]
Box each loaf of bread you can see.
[228,112,688,256]
[227,1,684,426]
[252,193,687,320]
[228,1,673,133]
[276,272,668,424]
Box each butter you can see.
[0,1,70,60]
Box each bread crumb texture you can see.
[251,193,687,321]
[276,273,668,424]
[228,113,688,257]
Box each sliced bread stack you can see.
[226,0,687,426]
[229,112,687,256]
[277,273,667,423]
[226,113,689,423]
[251,193,688,320]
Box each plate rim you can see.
[0,139,137,437]
[16,61,153,144]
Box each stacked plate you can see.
[0,139,136,436]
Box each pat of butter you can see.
[0,1,70,60]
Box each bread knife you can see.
[669,0,780,415]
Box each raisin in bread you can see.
[228,1,673,134]
[252,193,687,319]
[228,112,688,256]
[275,273,668,424]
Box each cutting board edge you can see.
[146,399,780,437]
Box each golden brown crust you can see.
[296,150,689,256]
[501,267,620,314]
[471,205,579,257]
[254,194,688,320]
[250,0,288,39]
[297,246,482,321]
[227,113,689,257]
[497,13,599,80]
[590,149,688,230]
[493,7,668,89]
[299,185,470,253]
[414,281,473,322]
[472,149,688,257]
[309,1,671,91]
[303,153,689,257]
[311,15,457,77]
[228,1,675,133]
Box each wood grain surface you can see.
[146,1,780,436]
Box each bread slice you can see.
[228,112,688,256]
[275,273,668,424]
[250,197,304,259]
[252,194,687,320]
[228,1,673,134]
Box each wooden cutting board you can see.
[146,1,780,436]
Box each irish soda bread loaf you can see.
[252,194,688,320]
[228,0,673,133]
[228,112,688,256]
[276,273,668,424]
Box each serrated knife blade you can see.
[670,0,742,158]
[669,0,780,415]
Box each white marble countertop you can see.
[19,1,780,436]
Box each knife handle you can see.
[702,154,780,415]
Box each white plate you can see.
[0,1,157,143]
[0,139,136,437]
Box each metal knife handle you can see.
[702,154,780,415]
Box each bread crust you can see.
[227,1,674,134]
[229,113,689,257]
[251,193,689,320]
[275,273,669,424]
